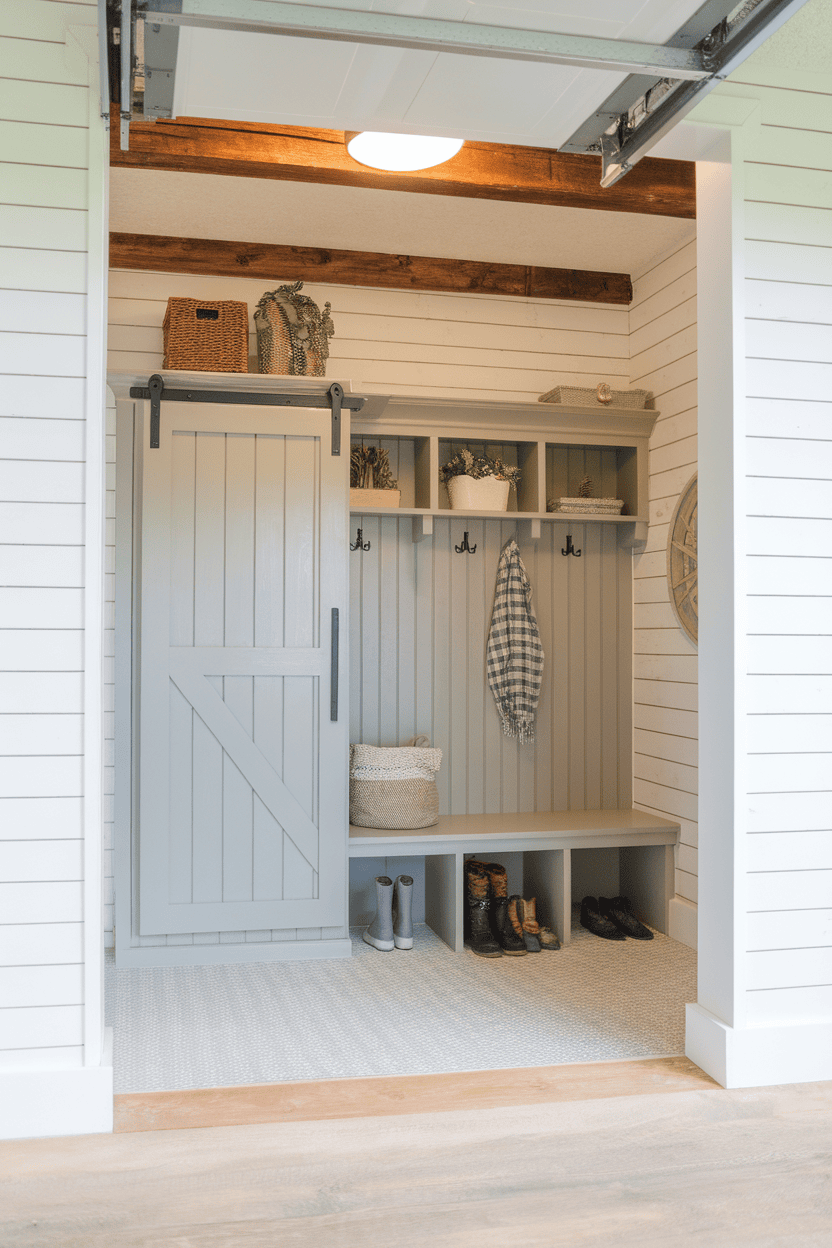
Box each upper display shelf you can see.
[349,392,658,546]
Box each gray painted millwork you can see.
[112,379,350,964]
[112,375,671,962]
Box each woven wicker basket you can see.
[548,497,624,515]
[538,385,652,410]
[162,298,249,372]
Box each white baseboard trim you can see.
[668,896,697,949]
[686,1005,832,1089]
[114,938,353,968]
[1,1028,113,1140]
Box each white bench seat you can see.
[349,809,680,950]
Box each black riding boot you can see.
[465,861,502,958]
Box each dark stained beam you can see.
[109,233,634,304]
[110,114,695,219]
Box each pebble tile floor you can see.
[105,914,696,1093]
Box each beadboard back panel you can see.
[349,515,633,818]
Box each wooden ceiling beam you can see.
[110,115,695,219]
[109,233,634,304]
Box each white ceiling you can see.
[109,166,696,275]
[171,0,709,147]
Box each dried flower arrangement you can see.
[350,444,398,491]
[439,448,521,488]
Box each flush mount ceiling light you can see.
[345,131,464,172]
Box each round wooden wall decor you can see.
[667,473,698,646]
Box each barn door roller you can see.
[129,374,363,451]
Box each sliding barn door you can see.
[136,400,348,936]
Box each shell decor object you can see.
[254,281,335,376]
[596,382,613,404]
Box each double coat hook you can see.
[455,531,477,554]
[562,534,581,557]
[350,527,371,552]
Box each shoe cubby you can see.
[349,812,678,953]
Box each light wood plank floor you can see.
[113,1055,717,1132]
[4,1077,832,1246]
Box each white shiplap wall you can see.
[107,270,631,402]
[629,240,699,949]
[107,270,632,945]
[0,0,97,1070]
[729,71,832,1026]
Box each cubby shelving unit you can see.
[349,396,658,545]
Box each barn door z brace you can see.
[129,374,363,452]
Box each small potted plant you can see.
[350,444,401,508]
[439,449,520,512]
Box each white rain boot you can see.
[392,875,414,950]
[363,876,394,951]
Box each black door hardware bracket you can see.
[128,375,364,450]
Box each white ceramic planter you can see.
[446,475,510,511]
[349,488,401,509]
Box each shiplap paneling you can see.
[0,0,96,1071]
[108,270,630,405]
[349,515,632,818]
[736,72,832,1025]
[629,239,698,917]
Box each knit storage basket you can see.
[162,298,249,372]
[349,737,442,830]
[538,385,652,410]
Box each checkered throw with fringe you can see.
[486,539,544,744]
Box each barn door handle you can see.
[330,608,339,721]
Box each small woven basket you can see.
[162,298,249,372]
[548,497,624,515]
[539,385,652,410]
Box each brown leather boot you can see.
[484,864,526,956]
[520,897,561,951]
[511,896,540,952]
[464,861,501,958]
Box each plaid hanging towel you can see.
[486,539,544,744]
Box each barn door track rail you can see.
[129,373,364,453]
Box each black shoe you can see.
[599,896,654,940]
[580,896,626,941]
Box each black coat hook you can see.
[350,527,371,552]
[455,530,477,554]
[562,534,581,557]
